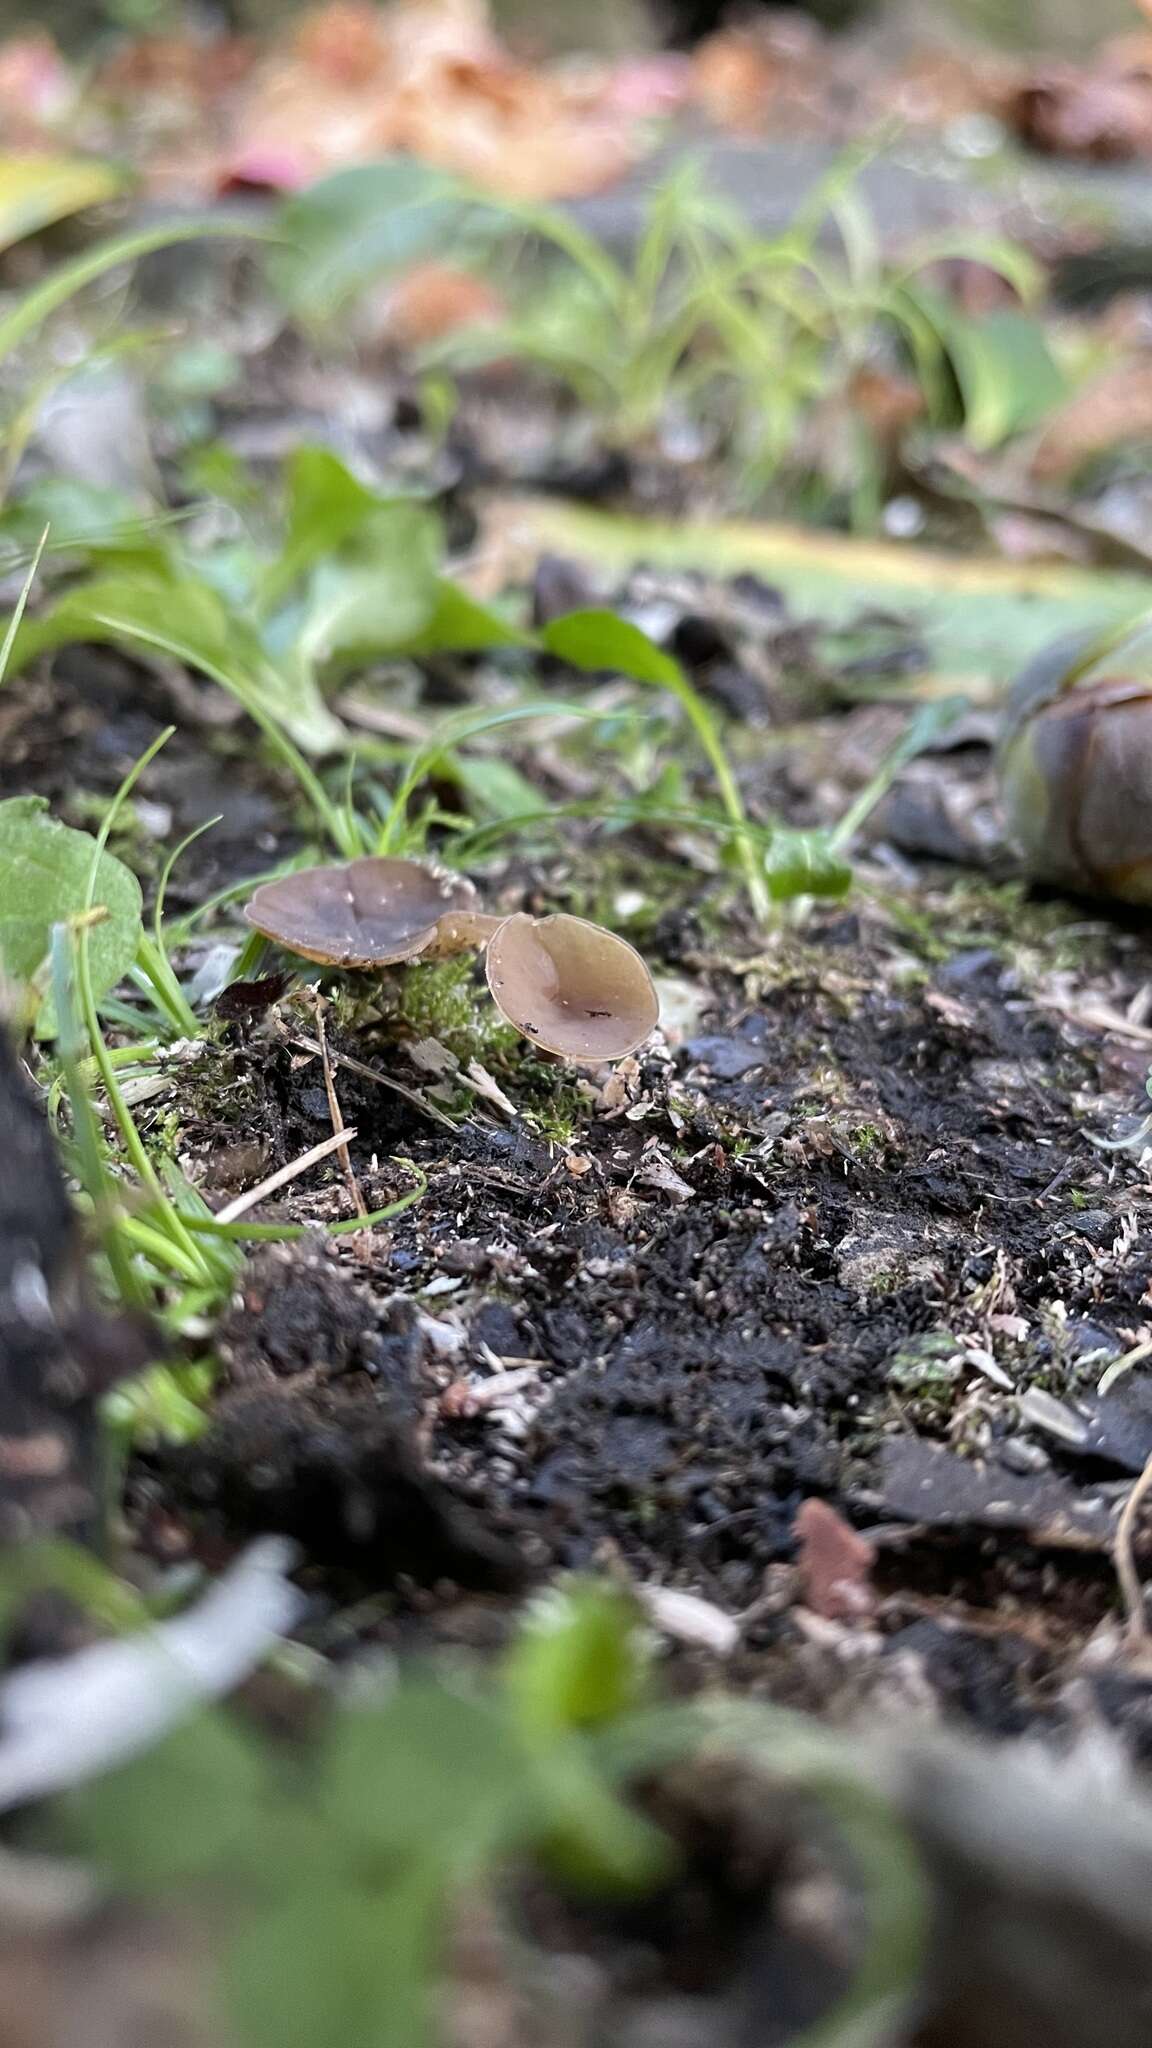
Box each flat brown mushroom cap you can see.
[485,912,659,1063]
[244,857,478,968]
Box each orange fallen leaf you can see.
[374,261,505,347]
[690,30,778,134]
[886,46,1017,131]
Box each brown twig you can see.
[312,996,366,1219]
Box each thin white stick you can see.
[215,1127,358,1224]
[1099,1337,1152,1398]
[1114,1447,1152,1654]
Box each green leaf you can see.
[0,154,128,255]
[103,1362,214,1448]
[762,829,853,903]
[503,1578,651,1739]
[944,307,1068,453]
[269,159,498,325]
[0,795,141,1030]
[11,570,345,755]
[499,1588,668,1898]
[0,478,145,554]
[450,753,542,823]
[322,1681,526,1866]
[541,608,683,691]
[541,609,768,920]
[408,578,533,654]
[528,1739,670,1897]
[263,446,388,609]
[904,285,1067,453]
[295,500,443,665]
[225,1868,440,2048]
[63,1710,267,1888]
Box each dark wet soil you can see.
[8,610,1139,1761]
[9,514,1152,1759]
[169,892,1148,1692]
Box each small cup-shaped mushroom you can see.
[486,912,659,1063]
[1000,665,1152,906]
[244,856,479,967]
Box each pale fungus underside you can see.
[486,912,660,1062]
[243,856,660,1064]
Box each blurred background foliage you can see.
[4,0,1143,57]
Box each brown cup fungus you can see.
[485,912,659,1063]
[243,856,659,1064]
[244,857,479,968]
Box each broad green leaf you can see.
[541,607,766,917]
[0,795,141,1028]
[0,478,145,554]
[408,578,533,654]
[940,305,1068,452]
[11,570,345,754]
[62,1710,266,1887]
[503,1578,651,1739]
[263,446,388,609]
[450,753,542,822]
[507,496,1151,701]
[270,159,499,324]
[528,1737,670,1897]
[763,828,853,902]
[542,608,684,690]
[501,1582,668,1898]
[225,1869,440,2048]
[322,1681,526,1864]
[0,155,128,255]
[296,500,443,664]
[896,229,1045,308]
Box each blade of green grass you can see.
[0,216,271,370]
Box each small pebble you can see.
[999,1436,1051,1476]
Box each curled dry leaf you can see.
[244,855,478,967]
[1005,40,1152,162]
[485,911,659,1064]
[1000,658,1152,907]
[217,0,642,199]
